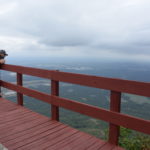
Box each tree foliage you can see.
[119,128,150,150]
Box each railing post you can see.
[108,91,121,145]
[0,80,1,98]
[17,73,23,105]
[51,79,59,121]
[0,65,1,98]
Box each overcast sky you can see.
[0,0,150,62]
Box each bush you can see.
[119,128,150,150]
[104,127,150,150]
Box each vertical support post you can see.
[17,73,23,105]
[0,80,1,98]
[51,79,59,121]
[108,91,121,145]
[0,65,2,98]
[0,81,1,98]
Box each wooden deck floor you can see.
[0,98,123,150]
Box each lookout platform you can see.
[0,64,149,150]
[0,98,122,150]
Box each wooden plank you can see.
[0,121,54,143]
[52,70,150,97]
[46,131,83,150]
[0,79,1,98]
[1,64,54,79]
[60,133,92,150]
[0,100,19,110]
[43,132,89,150]
[50,96,150,135]
[8,125,69,150]
[0,111,34,124]
[86,141,106,150]
[0,111,32,123]
[71,136,100,150]
[0,110,39,125]
[1,81,51,104]
[0,102,18,112]
[4,122,63,147]
[0,108,29,117]
[0,108,31,118]
[109,91,121,145]
[0,105,31,119]
[1,81,150,135]
[0,98,49,119]
[0,112,44,131]
[0,113,42,133]
[0,109,29,119]
[0,104,17,109]
[0,117,49,140]
[17,73,23,105]
[51,80,59,121]
[0,100,16,105]
[2,64,150,97]
[0,98,124,150]
[0,99,23,112]
[0,107,17,113]
[29,128,79,150]
[99,143,115,150]
[0,103,18,109]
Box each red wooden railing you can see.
[0,64,150,146]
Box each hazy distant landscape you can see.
[1,0,150,149]
[1,60,150,138]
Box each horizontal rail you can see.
[0,64,55,79]
[1,80,150,135]
[1,64,150,97]
[1,80,51,104]
[52,71,150,97]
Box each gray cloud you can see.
[0,0,150,61]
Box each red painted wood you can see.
[1,81,150,135]
[46,131,83,150]
[51,79,59,121]
[11,126,70,150]
[86,141,106,150]
[52,71,150,97]
[0,64,150,149]
[0,98,124,150]
[0,65,2,97]
[1,64,150,97]
[57,97,149,135]
[0,113,41,131]
[59,132,92,150]
[0,104,17,111]
[0,84,1,98]
[1,120,57,143]
[4,122,63,147]
[17,73,23,105]
[30,128,78,150]
[0,107,17,113]
[72,137,99,150]
[1,81,51,104]
[109,91,121,145]
[99,143,116,150]
[1,121,53,143]
[1,64,54,79]
[50,96,150,135]
[0,118,49,140]
[0,109,30,118]
[0,111,32,123]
